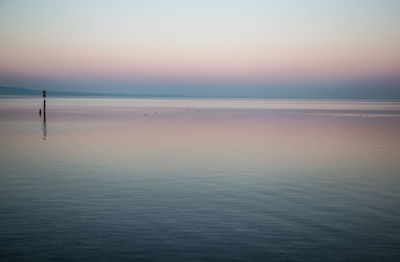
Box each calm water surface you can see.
[1,98,400,261]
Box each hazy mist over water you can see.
[1,98,400,261]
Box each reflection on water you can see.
[0,98,400,261]
[42,117,47,140]
[42,98,47,141]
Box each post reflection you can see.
[41,90,47,140]
[42,115,47,141]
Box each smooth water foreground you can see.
[0,98,400,261]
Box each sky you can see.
[0,0,399,98]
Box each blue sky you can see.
[0,0,399,98]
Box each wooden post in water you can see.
[42,90,46,123]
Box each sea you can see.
[0,97,399,261]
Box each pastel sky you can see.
[0,0,399,97]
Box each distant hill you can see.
[0,86,215,98]
[0,86,158,98]
[0,86,41,95]
[1,85,400,99]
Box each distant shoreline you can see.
[1,95,400,103]
[1,86,400,100]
